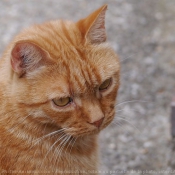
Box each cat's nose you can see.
[89,117,104,128]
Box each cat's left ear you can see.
[77,4,107,44]
[11,41,51,77]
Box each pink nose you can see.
[89,117,104,128]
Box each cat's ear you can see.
[11,41,50,77]
[77,4,107,44]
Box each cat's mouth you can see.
[58,126,99,138]
[53,113,115,138]
[64,120,112,137]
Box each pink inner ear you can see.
[11,44,24,74]
[10,42,50,76]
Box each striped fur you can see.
[0,5,120,174]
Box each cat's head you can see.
[7,5,120,137]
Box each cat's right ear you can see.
[77,5,108,44]
[11,42,50,77]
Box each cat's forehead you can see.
[25,21,119,87]
[45,21,119,93]
[51,46,119,95]
[17,20,119,94]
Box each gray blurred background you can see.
[0,0,175,174]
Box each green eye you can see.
[99,78,111,91]
[52,97,72,107]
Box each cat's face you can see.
[8,5,120,137]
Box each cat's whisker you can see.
[33,128,68,145]
[52,135,68,166]
[119,54,136,63]
[54,135,74,168]
[52,135,70,167]
[55,135,72,164]
[68,137,78,166]
[69,137,77,155]
[116,108,141,114]
[33,132,66,161]
[31,128,69,156]
[68,137,76,156]
[114,114,135,122]
[110,120,129,132]
[112,116,140,133]
[66,137,75,171]
[64,136,75,156]
[39,133,68,169]
[36,127,75,162]
[115,100,147,108]
[55,128,76,155]
[41,127,74,161]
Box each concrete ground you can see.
[0,0,175,174]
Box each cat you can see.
[0,4,120,175]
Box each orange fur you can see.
[0,5,120,174]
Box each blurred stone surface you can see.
[0,0,175,174]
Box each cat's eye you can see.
[52,97,72,107]
[99,78,112,91]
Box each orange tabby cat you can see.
[0,5,120,174]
